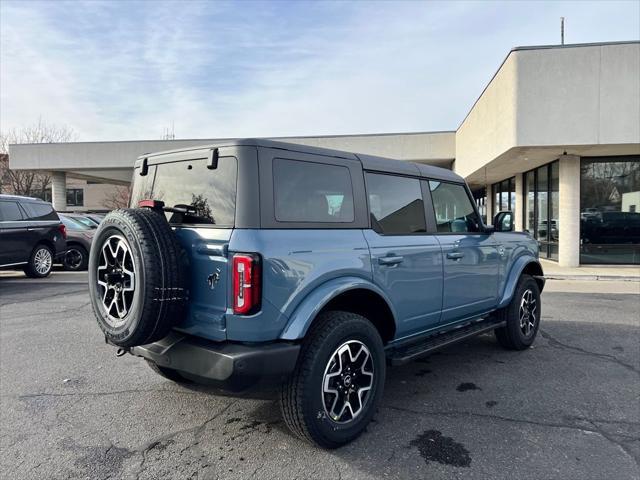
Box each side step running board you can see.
[386,319,506,366]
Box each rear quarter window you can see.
[21,202,58,221]
[273,158,355,223]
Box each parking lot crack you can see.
[384,403,640,464]
[540,329,639,375]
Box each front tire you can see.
[280,311,385,449]
[64,245,89,271]
[24,244,53,278]
[495,274,541,350]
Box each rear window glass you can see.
[0,201,23,221]
[60,215,92,230]
[20,202,58,221]
[273,158,354,223]
[139,157,237,227]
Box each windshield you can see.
[60,215,92,231]
[72,216,98,228]
[130,156,237,227]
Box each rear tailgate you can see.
[173,227,231,341]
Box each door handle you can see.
[446,252,465,260]
[378,255,404,266]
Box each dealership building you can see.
[8,41,640,267]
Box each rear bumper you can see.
[130,332,300,391]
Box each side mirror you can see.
[494,211,514,232]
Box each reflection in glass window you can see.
[580,156,640,265]
[273,159,354,223]
[0,201,23,221]
[523,161,559,259]
[366,173,425,234]
[429,181,480,233]
[151,158,237,226]
[492,177,515,215]
[130,165,157,207]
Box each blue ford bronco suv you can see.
[88,139,544,448]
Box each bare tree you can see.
[0,118,77,197]
[103,185,131,210]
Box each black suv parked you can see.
[0,194,67,277]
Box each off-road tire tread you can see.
[280,311,382,448]
[89,208,186,347]
[494,274,540,350]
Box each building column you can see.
[514,173,524,231]
[51,171,67,212]
[558,155,581,267]
[485,184,493,224]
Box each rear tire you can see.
[145,359,193,384]
[494,274,541,350]
[280,311,385,448]
[24,244,53,278]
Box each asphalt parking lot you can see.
[1,272,638,480]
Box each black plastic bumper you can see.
[130,332,300,391]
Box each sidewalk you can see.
[540,259,640,282]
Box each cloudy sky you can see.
[1,0,638,141]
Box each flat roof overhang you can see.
[465,143,640,190]
[8,131,456,184]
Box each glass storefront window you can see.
[472,187,487,224]
[492,177,515,217]
[523,161,559,259]
[580,156,640,265]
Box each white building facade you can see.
[9,41,640,267]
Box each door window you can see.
[428,181,481,233]
[273,158,354,223]
[365,173,426,235]
[0,201,24,221]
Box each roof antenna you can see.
[560,17,565,45]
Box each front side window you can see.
[365,173,426,235]
[150,158,237,226]
[0,201,23,221]
[273,158,354,223]
[429,181,481,233]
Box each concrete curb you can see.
[545,274,640,282]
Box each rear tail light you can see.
[232,253,261,315]
[58,223,67,239]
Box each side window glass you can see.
[365,173,426,235]
[0,201,24,221]
[428,181,481,233]
[22,202,58,221]
[273,158,355,223]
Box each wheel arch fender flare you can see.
[497,257,545,309]
[279,276,398,341]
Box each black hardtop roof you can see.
[140,138,463,183]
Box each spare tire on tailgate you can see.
[88,208,187,347]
